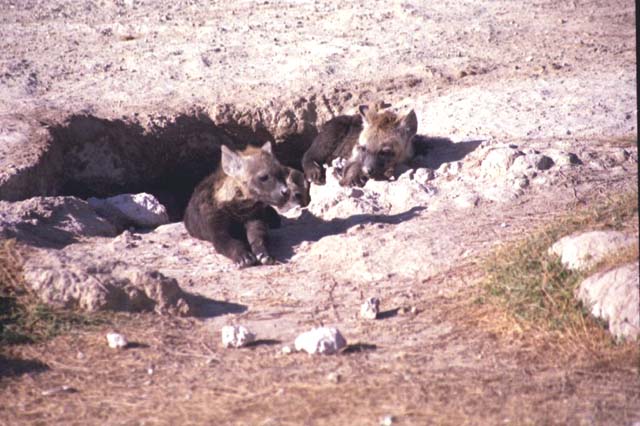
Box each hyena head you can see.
[283,167,311,209]
[352,104,418,179]
[221,142,290,208]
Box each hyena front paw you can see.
[255,252,276,265]
[339,167,368,187]
[235,252,258,269]
[304,161,325,185]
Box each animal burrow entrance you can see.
[6,109,318,221]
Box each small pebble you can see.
[360,297,380,320]
[380,415,395,426]
[327,372,341,383]
[221,325,256,348]
[106,332,128,349]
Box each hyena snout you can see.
[362,151,393,178]
[269,184,290,207]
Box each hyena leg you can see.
[261,206,282,229]
[210,221,258,268]
[245,219,275,265]
[339,160,368,187]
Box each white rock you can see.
[380,415,395,426]
[480,147,523,178]
[546,150,582,167]
[281,345,293,355]
[221,325,256,348]
[549,230,636,270]
[106,332,128,349]
[510,153,554,174]
[294,327,347,355]
[88,193,169,228]
[360,297,380,320]
[577,262,639,341]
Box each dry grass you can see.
[0,239,107,345]
[480,190,638,349]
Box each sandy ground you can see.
[0,0,638,425]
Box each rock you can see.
[106,332,128,349]
[360,297,380,320]
[294,327,347,355]
[480,146,523,178]
[510,153,554,174]
[577,262,639,341]
[546,150,582,167]
[0,196,119,247]
[221,325,256,348]
[380,415,395,426]
[22,251,191,315]
[326,372,341,383]
[41,385,77,396]
[88,193,169,228]
[549,230,636,270]
[281,345,293,355]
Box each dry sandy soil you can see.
[0,0,638,425]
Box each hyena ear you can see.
[261,141,273,155]
[358,105,371,127]
[398,110,418,137]
[220,145,245,177]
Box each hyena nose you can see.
[362,166,371,177]
[281,187,290,198]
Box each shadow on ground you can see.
[0,354,49,379]
[413,136,484,170]
[269,206,425,261]
[185,293,247,318]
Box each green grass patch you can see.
[0,239,107,345]
[482,191,638,334]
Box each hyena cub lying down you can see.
[184,142,309,268]
[302,102,418,187]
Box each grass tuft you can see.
[482,191,638,339]
[0,239,106,345]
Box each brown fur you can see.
[183,142,290,268]
[302,102,418,186]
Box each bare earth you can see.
[0,0,638,425]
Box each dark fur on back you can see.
[302,102,417,187]
[301,114,363,185]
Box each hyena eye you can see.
[258,174,269,182]
[358,145,366,152]
[379,148,394,157]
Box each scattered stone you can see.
[360,297,380,320]
[221,325,256,348]
[326,372,341,383]
[577,262,639,341]
[480,147,523,178]
[549,230,636,270]
[106,332,128,349]
[294,327,347,355]
[510,153,554,174]
[88,193,169,229]
[380,415,395,426]
[546,150,582,167]
[281,345,293,355]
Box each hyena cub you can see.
[302,102,418,186]
[184,142,290,268]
